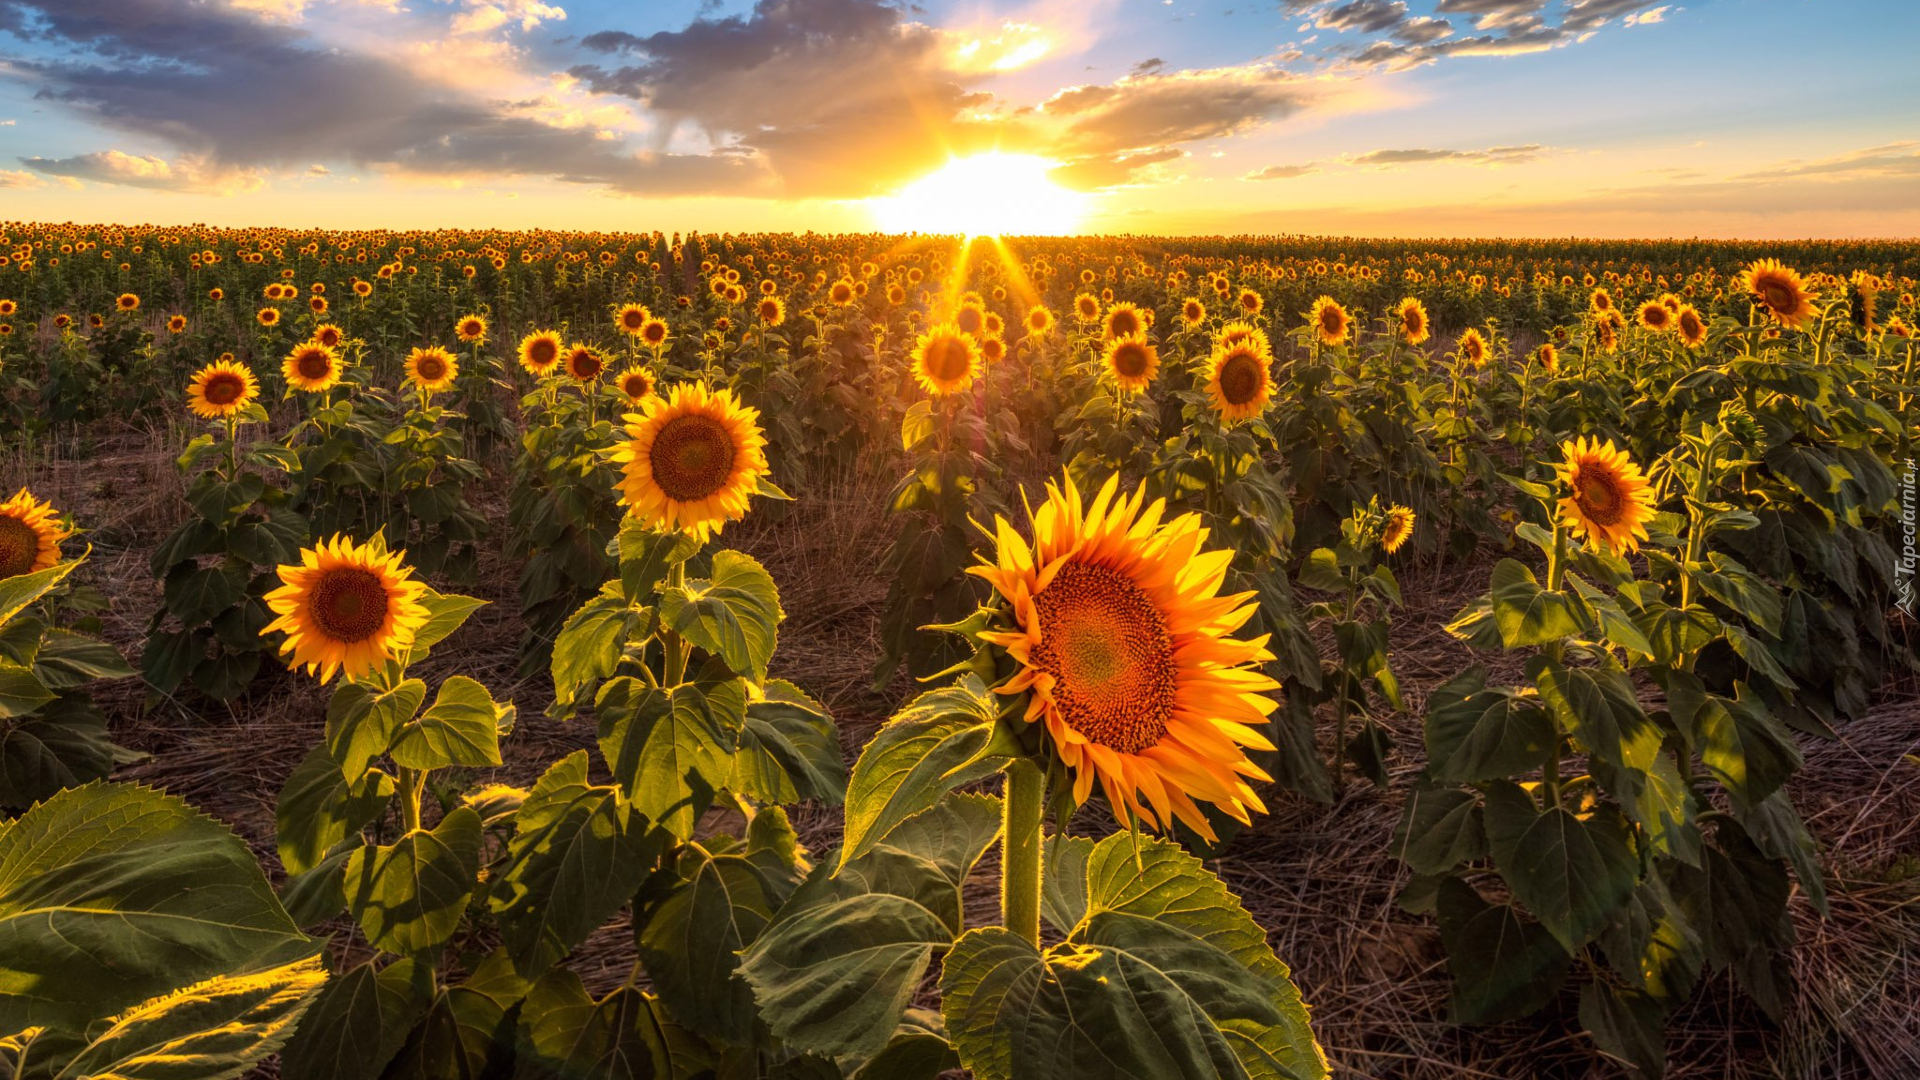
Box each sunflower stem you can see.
[1001,756,1046,947]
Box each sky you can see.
[0,0,1914,237]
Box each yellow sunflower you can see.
[1102,333,1159,392]
[1739,258,1816,328]
[167,314,187,334]
[1635,300,1673,332]
[1103,302,1147,341]
[1236,288,1263,316]
[757,296,785,326]
[455,314,487,344]
[617,367,657,403]
[1676,305,1708,348]
[910,324,981,396]
[283,342,342,393]
[1180,297,1206,327]
[517,330,562,376]
[1554,437,1657,555]
[116,293,140,312]
[1308,295,1350,346]
[1217,320,1271,358]
[256,307,280,328]
[187,358,259,420]
[611,382,769,542]
[615,302,651,335]
[1205,341,1273,422]
[1536,342,1559,373]
[1074,294,1100,323]
[1394,297,1430,345]
[563,343,605,383]
[1025,305,1055,336]
[313,324,345,349]
[405,345,458,393]
[0,489,70,579]
[262,535,431,684]
[970,473,1279,841]
[639,317,670,348]
[1381,505,1415,554]
[1456,327,1488,368]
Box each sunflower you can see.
[405,346,458,393]
[829,279,856,306]
[187,358,259,420]
[910,324,981,396]
[1308,295,1350,346]
[1535,343,1559,373]
[0,300,16,317]
[639,317,670,348]
[0,488,70,579]
[1394,297,1430,345]
[1180,297,1206,327]
[1590,288,1613,313]
[757,296,785,326]
[1739,258,1816,328]
[981,336,1007,365]
[116,293,140,312]
[257,306,280,327]
[1381,505,1415,554]
[517,330,562,376]
[455,314,487,343]
[1102,334,1159,392]
[1635,300,1673,332]
[1217,320,1271,358]
[208,288,225,302]
[1554,437,1657,555]
[167,314,188,334]
[617,367,657,403]
[563,343,605,383]
[1848,271,1879,334]
[970,473,1279,841]
[262,535,431,684]
[1103,302,1146,340]
[1236,288,1263,316]
[1205,341,1272,422]
[313,324,345,349]
[1675,305,1708,347]
[1455,327,1488,368]
[614,303,651,335]
[1025,305,1055,335]
[955,302,987,338]
[1074,294,1100,323]
[283,342,342,393]
[612,382,769,542]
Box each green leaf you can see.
[941,832,1326,1080]
[549,585,643,713]
[278,958,432,1080]
[491,752,657,976]
[0,782,315,1035]
[596,667,745,839]
[731,679,847,805]
[1693,553,1783,636]
[1697,684,1801,815]
[853,1012,959,1080]
[31,629,135,688]
[1633,602,1720,667]
[389,676,511,771]
[1528,656,1660,774]
[382,948,527,1080]
[0,660,53,719]
[1483,783,1638,954]
[616,522,702,605]
[1435,877,1571,1024]
[1296,548,1345,592]
[1740,789,1827,917]
[1578,980,1669,1079]
[637,845,781,1045]
[839,674,1009,869]
[0,559,80,628]
[658,550,783,683]
[324,678,425,782]
[1489,558,1587,646]
[163,562,247,627]
[275,743,393,876]
[1393,785,1486,875]
[51,955,327,1080]
[1423,669,1554,784]
[515,968,710,1080]
[342,806,482,956]
[1565,576,1655,658]
[0,695,127,807]
[404,590,486,656]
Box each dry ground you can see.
[7,418,1917,1080]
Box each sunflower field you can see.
[0,221,1915,1080]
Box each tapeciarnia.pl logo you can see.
[1899,457,1916,618]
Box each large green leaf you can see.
[0,558,80,627]
[279,958,431,1080]
[839,675,1009,869]
[1393,785,1486,876]
[0,782,314,1034]
[941,832,1327,1080]
[730,679,846,806]
[0,695,126,808]
[492,752,657,976]
[342,807,482,956]
[549,584,643,713]
[1434,878,1571,1024]
[1422,668,1554,784]
[1697,684,1801,815]
[616,520,702,604]
[0,660,53,719]
[1578,980,1669,1079]
[1489,559,1586,646]
[515,968,712,1080]
[636,845,783,1046]
[1483,783,1638,954]
[382,948,527,1080]
[31,628,136,688]
[275,742,394,876]
[324,678,425,782]
[658,550,782,683]
[49,955,327,1080]
[1528,656,1660,775]
[1692,553,1783,636]
[851,1011,959,1080]
[596,666,744,839]
[389,676,512,772]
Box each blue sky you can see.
[0,0,1914,235]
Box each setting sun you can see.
[868,154,1089,236]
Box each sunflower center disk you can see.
[310,567,391,642]
[418,358,446,381]
[297,352,331,380]
[530,341,557,365]
[0,516,36,577]
[1112,343,1150,378]
[1220,354,1261,404]
[1760,283,1794,311]
[1575,471,1624,524]
[1031,561,1177,755]
[205,375,244,405]
[650,415,736,502]
[926,340,971,382]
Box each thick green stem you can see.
[399,766,425,833]
[1001,758,1047,946]
[663,560,690,685]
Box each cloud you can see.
[1050,146,1187,190]
[1562,0,1669,32]
[0,0,758,196]
[1733,141,1920,182]
[1042,63,1322,156]
[1348,143,1549,167]
[0,167,44,188]
[1243,163,1319,179]
[20,150,265,193]
[1432,0,1545,31]
[1624,6,1669,26]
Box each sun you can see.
[870,154,1089,236]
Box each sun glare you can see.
[870,154,1089,237]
